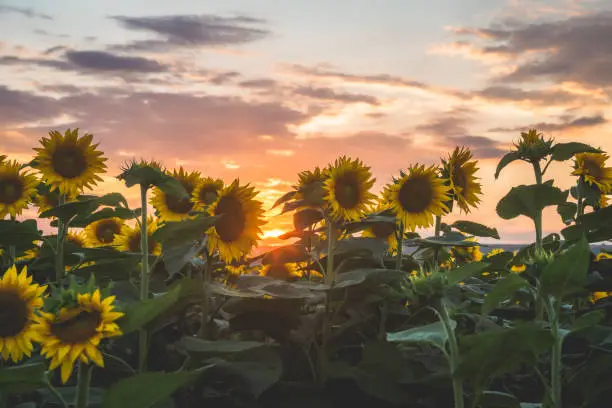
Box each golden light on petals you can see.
[572,153,612,194]
[442,147,482,213]
[261,263,300,280]
[33,129,107,197]
[114,217,162,256]
[324,156,376,222]
[151,167,201,222]
[0,160,38,219]
[84,218,124,247]
[192,177,224,211]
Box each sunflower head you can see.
[486,248,505,258]
[323,156,375,222]
[0,265,47,362]
[362,200,399,254]
[596,252,612,262]
[572,153,612,194]
[117,159,166,189]
[33,129,107,197]
[514,129,553,161]
[261,263,300,280]
[451,239,483,264]
[33,289,123,384]
[296,167,328,207]
[151,167,201,222]
[207,180,266,263]
[441,147,482,213]
[511,264,527,273]
[0,160,38,219]
[65,230,87,249]
[590,291,611,304]
[384,164,450,231]
[114,217,162,256]
[192,177,224,212]
[84,218,124,247]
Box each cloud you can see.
[208,71,241,85]
[239,78,279,89]
[472,85,589,106]
[42,46,68,55]
[64,50,167,72]
[0,86,61,127]
[0,4,52,20]
[446,135,506,159]
[448,11,612,87]
[490,114,607,133]
[109,14,270,51]
[415,108,472,136]
[293,86,380,105]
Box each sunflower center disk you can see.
[0,290,29,337]
[453,166,468,192]
[370,222,395,238]
[51,145,88,179]
[399,177,434,213]
[215,196,246,243]
[0,176,24,205]
[583,159,604,179]
[96,221,120,244]
[334,174,361,209]
[199,187,218,206]
[50,310,102,344]
[164,194,193,214]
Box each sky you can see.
[2,0,612,249]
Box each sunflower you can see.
[442,147,482,213]
[572,153,612,193]
[261,263,300,280]
[32,289,123,384]
[151,167,201,222]
[590,291,612,303]
[114,217,162,256]
[15,246,40,263]
[84,218,124,247]
[65,230,87,248]
[192,177,224,212]
[33,129,107,197]
[296,167,328,207]
[511,264,527,273]
[451,239,483,264]
[362,201,399,254]
[0,265,47,362]
[207,180,266,263]
[383,164,450,231]
[324,157,375,222]
[0,160,38,219]
[596,252,612,262]
[486,248,505,258]
[226,264,249,276]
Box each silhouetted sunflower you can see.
[192,177,224,211]
[296,166,328,207]
[383,164,450,231]
[33,289,123,384]
[573,152,612,193]
[84,218,124,247]
[0,160,38,219]
[207,180,266,263]
[0,265,47,362]
[114,217,162,256]
[442,147,482,213]
[362,202,398,254]
[151,167,201,222]
[33,129,107,197]
[324,156,375,222]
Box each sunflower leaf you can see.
[40,193,127,222]
[482,274,530,316]
[451,220,500,239]
[540,235,590,299]
[293,208,324,231]
[272,190,297,209]
[0,219,41,252]
[557,202,578,225]
[447,262,491,286]
[0,362,46,392]
[152,215,218,247]
[495,152,521,179]
[387,321,455,352]
[496,184,568,221]
[550,142,601,162]
[63,206,141,228]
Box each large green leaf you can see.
[495,151,521,179]
[40,193,127,222]
[482,274,530,316]
[540,236,590,299]
[496,184,568,221]
[478,391,521,408]
[557,202,577,225]
[0,219,41,252]
[101,370,203,408]
[176,338,266,359]
[0,362,46,392]
[67,206,141,228]
[153,215,218,247]
[293,208,324,230]
[447,262,491,286]
[452,221,500,239]
[550,142,600,162]
[387,321,455,352]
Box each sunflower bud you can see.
[514,129,553,162]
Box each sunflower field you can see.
[1,129,612,408]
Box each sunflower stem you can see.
[532,161,544,251]
[199,252,212,339]
[325,222,336,285]
[434,215,442,265]
[439,298,464,408]
[395,222,404,271]
[75,362,93,408]
[138,184,150,373]
[549,298,563,408]
[55,195,66,282]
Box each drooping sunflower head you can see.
[362,199,398,254]
[0,160,38,219]
[0,265,47,363]
[33,289,123,384]
[383,164,450,231]
[296,166,328,207]
[151,167,201,222]
[441,147,482,213]
[261,263,300,280]
[84,218,124,247]
[192,177,224,212]
[114,217,162,256]
[323,156,376,222]
[207,180,266,263]
[33,129,107,197]
[572,153,612,194]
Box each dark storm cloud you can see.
[490,115,607,133]
[294,86,380,105]
[0,5,52,20]
[109,14,270,51]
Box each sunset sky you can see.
[2,0,612,247]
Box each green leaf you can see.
[0,362,46,393]
[551,142,600,162]
[0,219,41,252]
[68,206,141,228]
[176,338,267,358]
[293,208,324,231]
[447,262,491,286]
[557,202,577,225]
[387,321,455,351]
[496,184,568,221]
[272,190,297,209]
[451,221,500,239]
[153,215,218,247]
[572,310,605,333]
[482,274,530,316]
[40,193,127,222]
[101,371,203,408]
[540,236,590,299]
[478,391,521,408]
[495,151,521,179]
